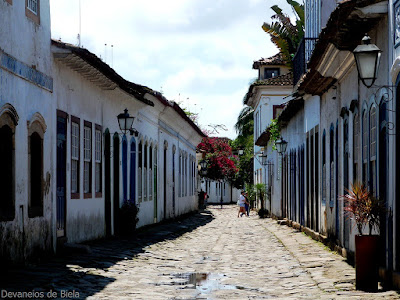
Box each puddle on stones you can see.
[169,272,239,294]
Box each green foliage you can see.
[230,135,254,188]
[245,183,256,201]
[119,200,139,235]
[262,0,305,68]
[268,119,281,151]
[235,106,254,137]
[232,103,255,189]
[255,183,267,212]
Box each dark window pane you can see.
[264,68,280,79]
[0,125,14,220]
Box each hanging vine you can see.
[268,119,281,151]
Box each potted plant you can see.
[341,182,386,291]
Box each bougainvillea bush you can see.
[197,137,239,180]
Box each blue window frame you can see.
[130,138,136,203]
[122,136,128,201]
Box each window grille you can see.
[71,122,79,193]
[370,107,377,158]
[95,129,102,193]
[27,0,38,14]
[370,107,377,195]
[362,111,368,162]
[84,125,91,193]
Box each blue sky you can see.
[50,0,292,139]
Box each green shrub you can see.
[258,208,269,218]
[119,200,139,235]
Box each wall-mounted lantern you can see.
[353,34,382,88]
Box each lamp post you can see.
[199,159,208,177]
[275,136,287,182]
[276,137,288,155]
[353,34,382,88]
[259,151,269,212]
[117,108,134,135]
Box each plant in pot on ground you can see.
[341,182,386,291]
[255,183,268,218]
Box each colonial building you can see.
[244,53,292,212]
[1,0,204,263]
[248,0,400,288]
[0,0,54,264]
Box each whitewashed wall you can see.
[0,0,54,262]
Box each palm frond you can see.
[287,0,304,24]
[235,106,254,136]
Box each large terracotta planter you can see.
[355,235,379,291]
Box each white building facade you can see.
[1,0,205,263]
[250,0,400,288]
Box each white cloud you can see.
[50,0,294,139]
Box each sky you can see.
[50,0,292,139]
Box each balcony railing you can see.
[292,37,318,86]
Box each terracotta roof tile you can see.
[254,72,293,86]
[253,53,285,69]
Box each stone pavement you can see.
[1,205,400,299]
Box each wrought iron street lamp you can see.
[199,159,208,176]
[117,108,139,136]
[259,151,268,166]
[275,137,288,155]
[117,108,135,135]
[353,34,382,88]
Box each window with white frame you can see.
[71,120,80,195]
[95,127,102,194]
[27,0,38,14]
[83,123,92,195]
[26,0,40,24]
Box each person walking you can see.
[238,190,247,217]
[244,192,250,216]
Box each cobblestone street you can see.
[2,205,400,299]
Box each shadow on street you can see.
[1,209,214,299]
